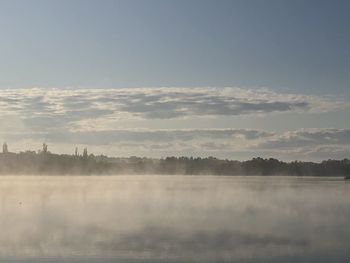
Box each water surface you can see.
[0,176,349,262]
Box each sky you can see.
[0,0,349,161]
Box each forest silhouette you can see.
[0,143,349,176]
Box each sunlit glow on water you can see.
[0,176,349,262]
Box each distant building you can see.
[2,142,8,154]
[43,143,48,153]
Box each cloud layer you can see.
[0,87,345,124]
[0,87,349,160]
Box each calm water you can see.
[0,176,349,263]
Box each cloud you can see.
[261,129,350,149]
[2,127,350,161]
[250,129,350,160]
[0,88,349,160]
[0,128,272,149]
[0,88,346,127]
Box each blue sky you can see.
[1,0,349,94]
[0,0,349,160]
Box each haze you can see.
[1,176,349,262]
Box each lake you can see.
[0,176,349,263]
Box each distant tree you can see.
[2,142,8,154]
[83,148,88,159]
[75,147,79,156]
[42,143,48,153]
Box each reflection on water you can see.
[0,176,349,262]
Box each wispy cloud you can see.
[257,129,350,160]
[0,88,346,128]
[261,129,350,149]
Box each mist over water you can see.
[0,176,350,263]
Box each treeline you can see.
[0,150,349,176]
